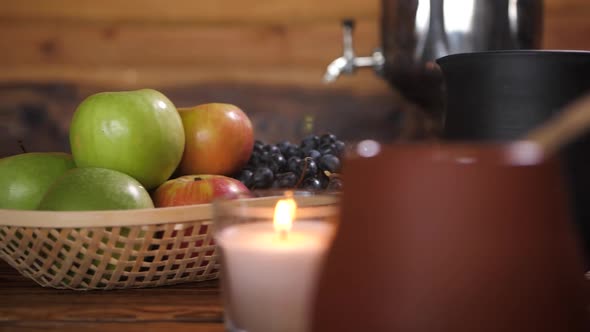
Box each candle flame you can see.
[273,195,297,238]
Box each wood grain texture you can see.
[0,65,391,94]
[0,322,224,332]
[1,0,589,89]
[544,16,590,50]
[543,0,590,49]
[0,18,383,91]
[0,20,379,67]
[0,260,224,331]
[545,0,590,14]
[0,0,379,24]
[1,0,585,25]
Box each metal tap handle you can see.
[342,19,355,61]
[323,19,384,83]
[342,18,355,29]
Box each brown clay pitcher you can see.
[311,142,589,331]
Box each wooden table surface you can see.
[0,260,224,332]
[2,259,590,332]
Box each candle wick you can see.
[279,230,288,241]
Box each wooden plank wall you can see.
[1,0,589,157]
[0,0,384,92]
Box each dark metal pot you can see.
[437,50,590,266]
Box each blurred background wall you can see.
[1,0,589,157]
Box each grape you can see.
[301,145,315,156]
[269,153,287,173]
[252,167,274,189]
[287,156,302,174]
[247,153,261,168]
[263,144,280,154]
[334,140,346,157]
[327,177,343,190]
[254,140,264,152]
[318,154,341,173]
[302,177,322,190]
[236,169,254,187]
[318,143,336,156]
[306,149,321,161]
[237,135,345,191]
[273,172,298,188]
[260,151,272,165]
[277,141,292,155]
[319,133,337,146]
[301,135,319,150]
[285,146,302,159]
[297,158,318,179]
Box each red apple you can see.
[153,174,250,265]
[152,174,251,207]
[178,103,254,176]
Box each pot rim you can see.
[346,141,552,168]
[436,49,590,65]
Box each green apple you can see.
[38,167,154,211]
[69,89,185,190]
[0,152,75,210]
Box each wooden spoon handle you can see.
[526,93,590,156]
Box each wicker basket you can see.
[0,195,339,290]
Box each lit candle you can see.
[215,195,335,332]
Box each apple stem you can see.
[17,140,27,153]
[194,177,202,182]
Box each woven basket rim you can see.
[0,203,212,228]
[0,194,339,228]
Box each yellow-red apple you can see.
[178,103,254,176]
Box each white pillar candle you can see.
[216,220,335,332]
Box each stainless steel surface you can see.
[324,0,543,94]
[398,0,544,62]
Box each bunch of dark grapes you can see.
[233,133,345,191]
